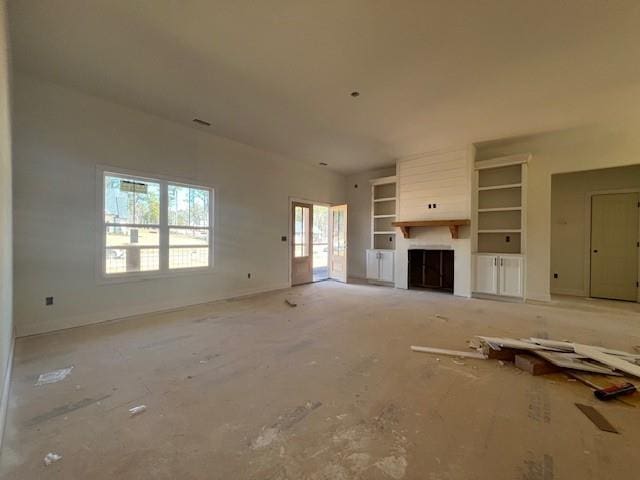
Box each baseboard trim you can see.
[550,288,586,297]
[0,336,15,451]
[17,283,291,339]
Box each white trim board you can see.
[575,344,640,378]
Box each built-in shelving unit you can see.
[370,176,397,250]
[472,154,530,299]
[475,160,527,254]
[366,176,397,284]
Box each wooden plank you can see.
[534,350,620,375]
[392,219,470,239]
[575,404,619,433]
[528,338,640,360]
[477,336,559,352]
[410,346,487,359]
[485,346,519,361]
[574,345,640,378]
[515,354,560,376]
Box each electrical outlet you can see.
[281,236,287,242]
[45,296,54,306]
[247,273,251,279]
[553,273,558,279]
[505,235,510,243]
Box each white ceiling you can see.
[9,1,640,173]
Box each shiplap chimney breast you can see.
[395,148,472,296]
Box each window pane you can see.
[106,227,159,247]
[169,247,209,269]
[105,247,159,274]
[332,210,345,256]
[294,205,309,257]
[104,175,160,225]
[168,184,209,227]
[169,228,209,246]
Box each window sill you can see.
[97,266,215,285]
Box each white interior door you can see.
[292,202,313,285]
[329,204,348,283]
[591,193,639,301]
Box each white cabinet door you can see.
[379,251,395,283]
[474,254,498,295]
[366,249,380,280]
[499,256,523,297]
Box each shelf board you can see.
[477,207,522,212]
[373,197,396,202]
[477,229,522,233]
[373,231,396,235]
[478,183,522,191]
[373,214,396,218]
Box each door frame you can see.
[583,188,640,302]
[288,197,333,287]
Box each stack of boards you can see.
[411,337,640,403]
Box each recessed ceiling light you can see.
[319,162,328,166]
[350,91,360,98]
[193,118,211,126]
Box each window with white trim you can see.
[102,170,213,277]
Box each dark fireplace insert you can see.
[408,249,454,292]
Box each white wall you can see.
[0,0,13,444]
[13,74,346,336]
[346,166,395,279]
[476,126,640,301]
[395,148,472,297]
[551,165,640,296]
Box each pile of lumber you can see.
[412,337,640,432]
[411,336,640,379]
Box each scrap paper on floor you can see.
[35,366,74,386]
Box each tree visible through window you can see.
[102,171,212,276]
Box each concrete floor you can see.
[2,281,640,479]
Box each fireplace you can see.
[408,249,454,292]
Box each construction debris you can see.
[285,299,297,307]
[534,350,619,375]
[129,405,147,417]
[410,346,486,359]
[575,404,619,433]
[594,382,637,401]
[515,353,560,376]
[43,452,62,465]
[411,335,640,404]
[35,366,74,386]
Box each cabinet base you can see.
[472,292,523,303]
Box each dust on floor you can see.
[1,281,640,479]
